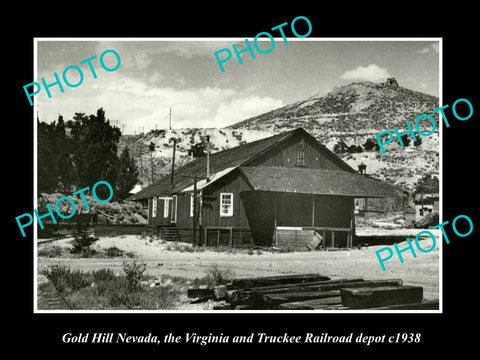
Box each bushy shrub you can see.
[93,270,122,297]
[105,246,124,257]
[204,265,232,288]
[70,226,98,257]
[108,290,141,308]
[38,245,64,258]
[43,265,90,294]
[124,203,136,215]
[110,203,123,214]
[92,268,117,283]
[122,259,147,291]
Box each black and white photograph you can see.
[33,38,441,312]
[7,6,478,355]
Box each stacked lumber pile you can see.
[186,273,439,310]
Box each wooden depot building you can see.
[126,128,405,250]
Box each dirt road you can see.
[37,235,440,301]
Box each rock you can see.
[386,77,399,87]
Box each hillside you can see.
[118,128,275,188]
[120,80,439,192]
[229,81,439,135]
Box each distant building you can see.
[127,128,405,250]
[414,193,439,221]
[357,162,367,174]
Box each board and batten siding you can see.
[201,170,252,228]
[247,132,345,171]
[148,197,172,226]
[175,193,193,227]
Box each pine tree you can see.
[116,147,139,201]
[37,119,56,192]
[363,138,380,152]
[333,140,348,154]
[52,115,74,192]
[37,115,74,192]
[69,108,121,195]
[38,108,122,196]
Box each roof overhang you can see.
[180,167,237,193]
[239,167,406,198]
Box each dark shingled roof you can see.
[239,167,406,198]
[126,128,386,201]
[126,129,306,201]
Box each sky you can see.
[34,38,440,134]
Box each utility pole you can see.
[206,134,210,180]
[169,108,172,130]
[170,138,177,188]
[148,142,155,184]
[193,178,198,247]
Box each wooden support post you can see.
[312,195,315,228]
[217,229,220,247]
[352,216,356,248]
[192,178,197,247]
[181,174,208,247]
[229,227,233,248]
[331,231,335,248]
[350,197,355,248]
[274,195,278,247]
[322,231,326,249]
[204,227,208,247]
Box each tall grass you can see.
[41,262,182,310]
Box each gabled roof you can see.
[126,128,357,201]
[126,129,299,200]
[239,167,406,198]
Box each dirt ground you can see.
[37,233,440,306]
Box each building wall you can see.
[416,204,434,220]
[201,170,251,228]
[176,193,194,227]
[247,132,347,171]
[146,131,357,246]
[242,191,354,247]
[148,197,174,226]
[156,170,252,230]
[275,193,353,228]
